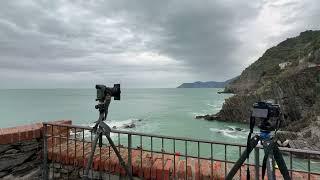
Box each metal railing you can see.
[42,122,320,179]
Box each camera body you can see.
[252,101,280,118]
[251,101,281,132]
[96,84,121,101]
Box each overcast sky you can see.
[0,0,319,88]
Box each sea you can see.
[0,88,247,142]
[0,88,318,172]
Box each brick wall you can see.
[0,120,71,145]
[0,123,42,144]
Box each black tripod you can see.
[83,95,132,179]
[226,115,291,180]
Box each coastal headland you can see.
[197,30,320,151]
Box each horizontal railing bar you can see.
[43,135,92,144]
[43,122,320,156]
[43,122,91,130]
[279,147,320,155]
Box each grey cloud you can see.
[0,0,319,88]
[85,0,264,79]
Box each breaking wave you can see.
[209,127,247,139]
[76,118,145,139]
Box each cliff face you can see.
[216,30,320,147]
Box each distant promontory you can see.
[177,78,236,88]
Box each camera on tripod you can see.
[251,101,281,132]
[96,84,121,101]
[226,100,291,180]
[84,84,132,179]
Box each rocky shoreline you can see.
[195,114,320,154]
[195,114,218,121]
[199,31,320,152]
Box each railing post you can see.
[42,124,48,180]
[254,147,260,180]
[128,134,132,177]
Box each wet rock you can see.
[0,151,35,171]
[302,130,312,138]
[51,172,61,179]
[19,139,39,146]
[60,165,75,174]
[288,140,310,149]
[0,145,13,154]
[195,114,218,121]
[276,131,298,142]
[0,171,8,178]
[227,127,234,131]
[4,149,19,154]
[19,143,39,152]
[277,139,290,147]
[11,161,37,176]
[0,139,42,179]
[53,163,61,169]
[235,127,243,131]
[123,123,136,129]
[282,139,290,147]
[112,126,117,129]
[19,167,41,179]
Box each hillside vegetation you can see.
[216,30,320,149]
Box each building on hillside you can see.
[307,62,317,68]
[279,61,292,69]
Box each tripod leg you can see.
[83,132,100,180]
[226,136,260,180]
[262,141,276,180]
[273,145,291,180]
[105,135,133,180]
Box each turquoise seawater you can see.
[0,88,318,172]
[0,88,247,143]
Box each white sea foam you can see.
[77,118,145,139]
[192,112,205,117]
[226,126,246,132]
[207,103,223,112]
[311,160,320,164]
[210,127,247,139]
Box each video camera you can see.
[96,84,121,101]
[251,101,281,132]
